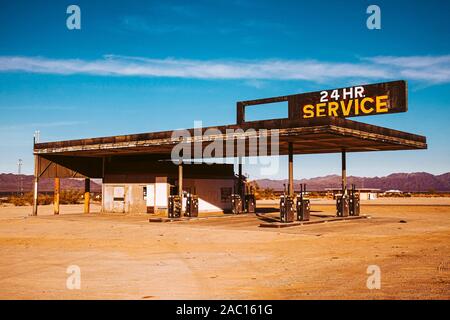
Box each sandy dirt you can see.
[0,199,449,300]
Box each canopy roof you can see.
[34,117,426,158]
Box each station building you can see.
[326,188,381,200]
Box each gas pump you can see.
[231,194,243,214]
[296,184,310,221]
[336,194,349,217]
[185,193,199,217]
[244,185,256,213]
[349,184,360,216]
[168,194,182,218]
[280,184,295,223]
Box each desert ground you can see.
[0,198,449,299]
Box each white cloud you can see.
[363,55,450,83]
[363,55,450,68]
[0,121,86,131]
[0,54,449,84]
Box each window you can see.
[113,186,125,201]
[221,187,232,202]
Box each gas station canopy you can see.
[34,116,426,158]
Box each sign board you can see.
[237,80,407,123]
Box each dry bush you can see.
[39,194,53,205]
[306,191,323,199]
[8,195,30,206]
[6,190,83,206]
[255,188,277,200]
[9,193,53,206]
[60,190,83,204]
[6,192,32,206]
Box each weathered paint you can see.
[54,177,60,215]
[102,178,234,214]
[84,178,90,214]
[33,117,426,160]
[237,80,407,123]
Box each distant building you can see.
[325,188,381,200]
[384,189,403,194]
[382,189,404,196]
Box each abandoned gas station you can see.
[31,80,427,224]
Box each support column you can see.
[31,155,39,216]
[101,157,105,213]
[84,178,90,214]
[54,178,60,215]
[342,150,347,196]
[238,157,243,197]
[178,160,183,198]
[288,142,294,196]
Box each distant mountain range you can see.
[1,172,450,193]
[254,172,450,192]
[0,173,101,193]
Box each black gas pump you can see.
[296,184,310,221]
[336,193,349,217]
[231,194,243,214]
[168,194,182,218]
[280,184,295,223]
[185,193,199,217]
[245,194,256,213]
[349,184,360,216]
[244,185,256,213]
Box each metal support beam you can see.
[31,155,39,216]
[101,157,105,213]
[84,178,90,214]
[178,160,183,198]
[342,150,347,196]
[54,178,60,215]
[288,142,294,196]
[238,157,243,198]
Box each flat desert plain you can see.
[0,198,449,299]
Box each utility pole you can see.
[34,130,40,143]
[32,131,40,216]
[17,159,23,196]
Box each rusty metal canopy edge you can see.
[33,117,427,158]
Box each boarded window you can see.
[113,186,124,201]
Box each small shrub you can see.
[9,196,30,206]
[39,194,53,205]
[60,190,83,204]
[5,190,84,206]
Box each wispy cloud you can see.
[0,54,449,84]
[362,55,450,83]
[363,55,450,68]
[0,121,86,131]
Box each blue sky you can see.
[0,0,449,179]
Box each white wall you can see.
[103,184,147,213]
[154,177,169,213]
[360,192,378,200]
[184,178,235,213]
[103,178,235,214]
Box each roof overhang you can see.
[34,117,427,158]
